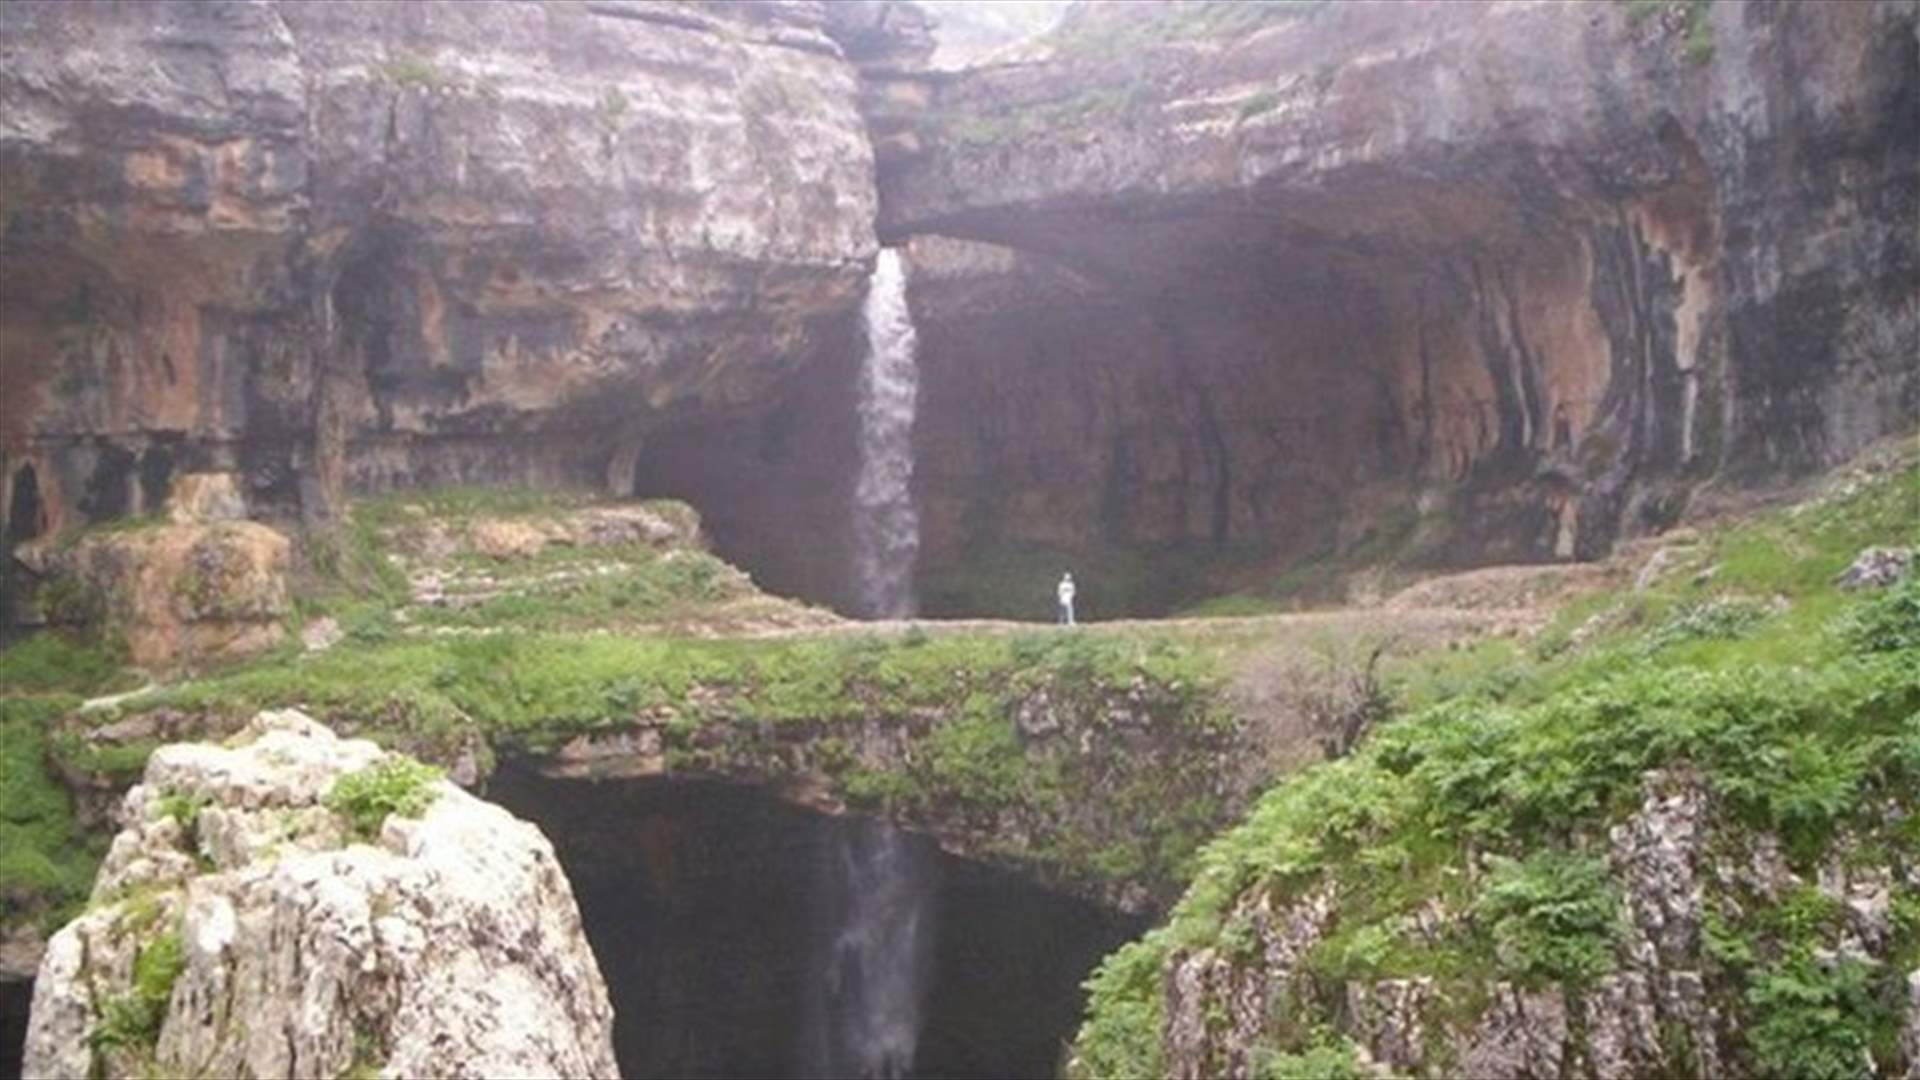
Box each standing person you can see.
[1057,572,1077,626]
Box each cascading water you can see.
[853,247,921,619]
[805,818,937,1079]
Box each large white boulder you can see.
[24,709,618,1079]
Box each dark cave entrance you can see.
[488,763,1146,1080]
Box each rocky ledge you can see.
[24,709,617,1080]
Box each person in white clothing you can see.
[1057,572,1077,626]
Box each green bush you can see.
[1252,1029,1371,1080]
[1745,955,1884,1080]
[324,757,444,841]
[1642,597,1772,654]
[1834,573,1920,654]
[1474,851,1619,984]
[1070,935,1166,1080]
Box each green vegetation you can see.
[408,548,748,633]
[1042,0,1328,62]
[1474,851,1619,984]
[0,630,132,696]
[55,623,1232,899]
[377,54,449,90]
[1622,0,1715,64]
[1073,453,1919,1074]
[90,927,185,1057]
[0,696,100,930]
[927,83,1162,151]
[1237,90,1283,123]
[325,757,445,841]
[1252,1030,1371,1080]
[1745,955,1886,1080]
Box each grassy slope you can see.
[1072,449,1920,1078]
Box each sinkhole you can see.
[488,763,1147,1080]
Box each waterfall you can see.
[853,247,921,619]
[805,818,936,1080]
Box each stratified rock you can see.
[872,0,1919,595]
[23,709,617,1080]
[1452,984,1567,1079]
[17,521,290,669]
[163,474,249,525]
[0,0,876,531]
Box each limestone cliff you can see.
[23,709,617,1080]
[869,0,1918,609]
[0,0,877,546]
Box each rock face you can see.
[1142,768,1920,1079]
[23,709,617,1080]
[17,517,291,669]
[0,0,877,546]
[868,0,1918,608]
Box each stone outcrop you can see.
[1141,767,1920,1078]
[537,667,1257,912]
[0,0,877,546]
[17,519,290,669]
[859,0,1919,608]
[23,709,617,1080]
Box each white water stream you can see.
[852,247,921,619]
[813,820,936,1079]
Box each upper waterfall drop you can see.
[853,247,922,620]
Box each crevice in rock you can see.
[1,978,29,1079]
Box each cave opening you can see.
[487,763,1147,1080]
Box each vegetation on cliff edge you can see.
[1072,453,1919,1078]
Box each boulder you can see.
[23,709,618,1080]
[19,521,291,669]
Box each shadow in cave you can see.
[488,763,1147,1080]
[2,978,29,1080]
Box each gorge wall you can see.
[0,0,875,552]
[870,0,1919,613]
[4,0,1915,620]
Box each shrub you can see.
[1070,936,1166,1080]
[1474,851,1619,984]
[1745,955,1883,1080]
[1642,597,1772,654]
[1834,573,1920,654]
[1252,1029,1371,1080]
[324,757,444,841]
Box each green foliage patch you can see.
[1474,851,1619,984]
[0,696,99,928]
[0,631,130,696]
[1071,456,1919,1072]
[90,928,185,1056]
[324,757,445,841]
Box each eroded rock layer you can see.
[877,0,1918,608]
[0,0,876,542]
